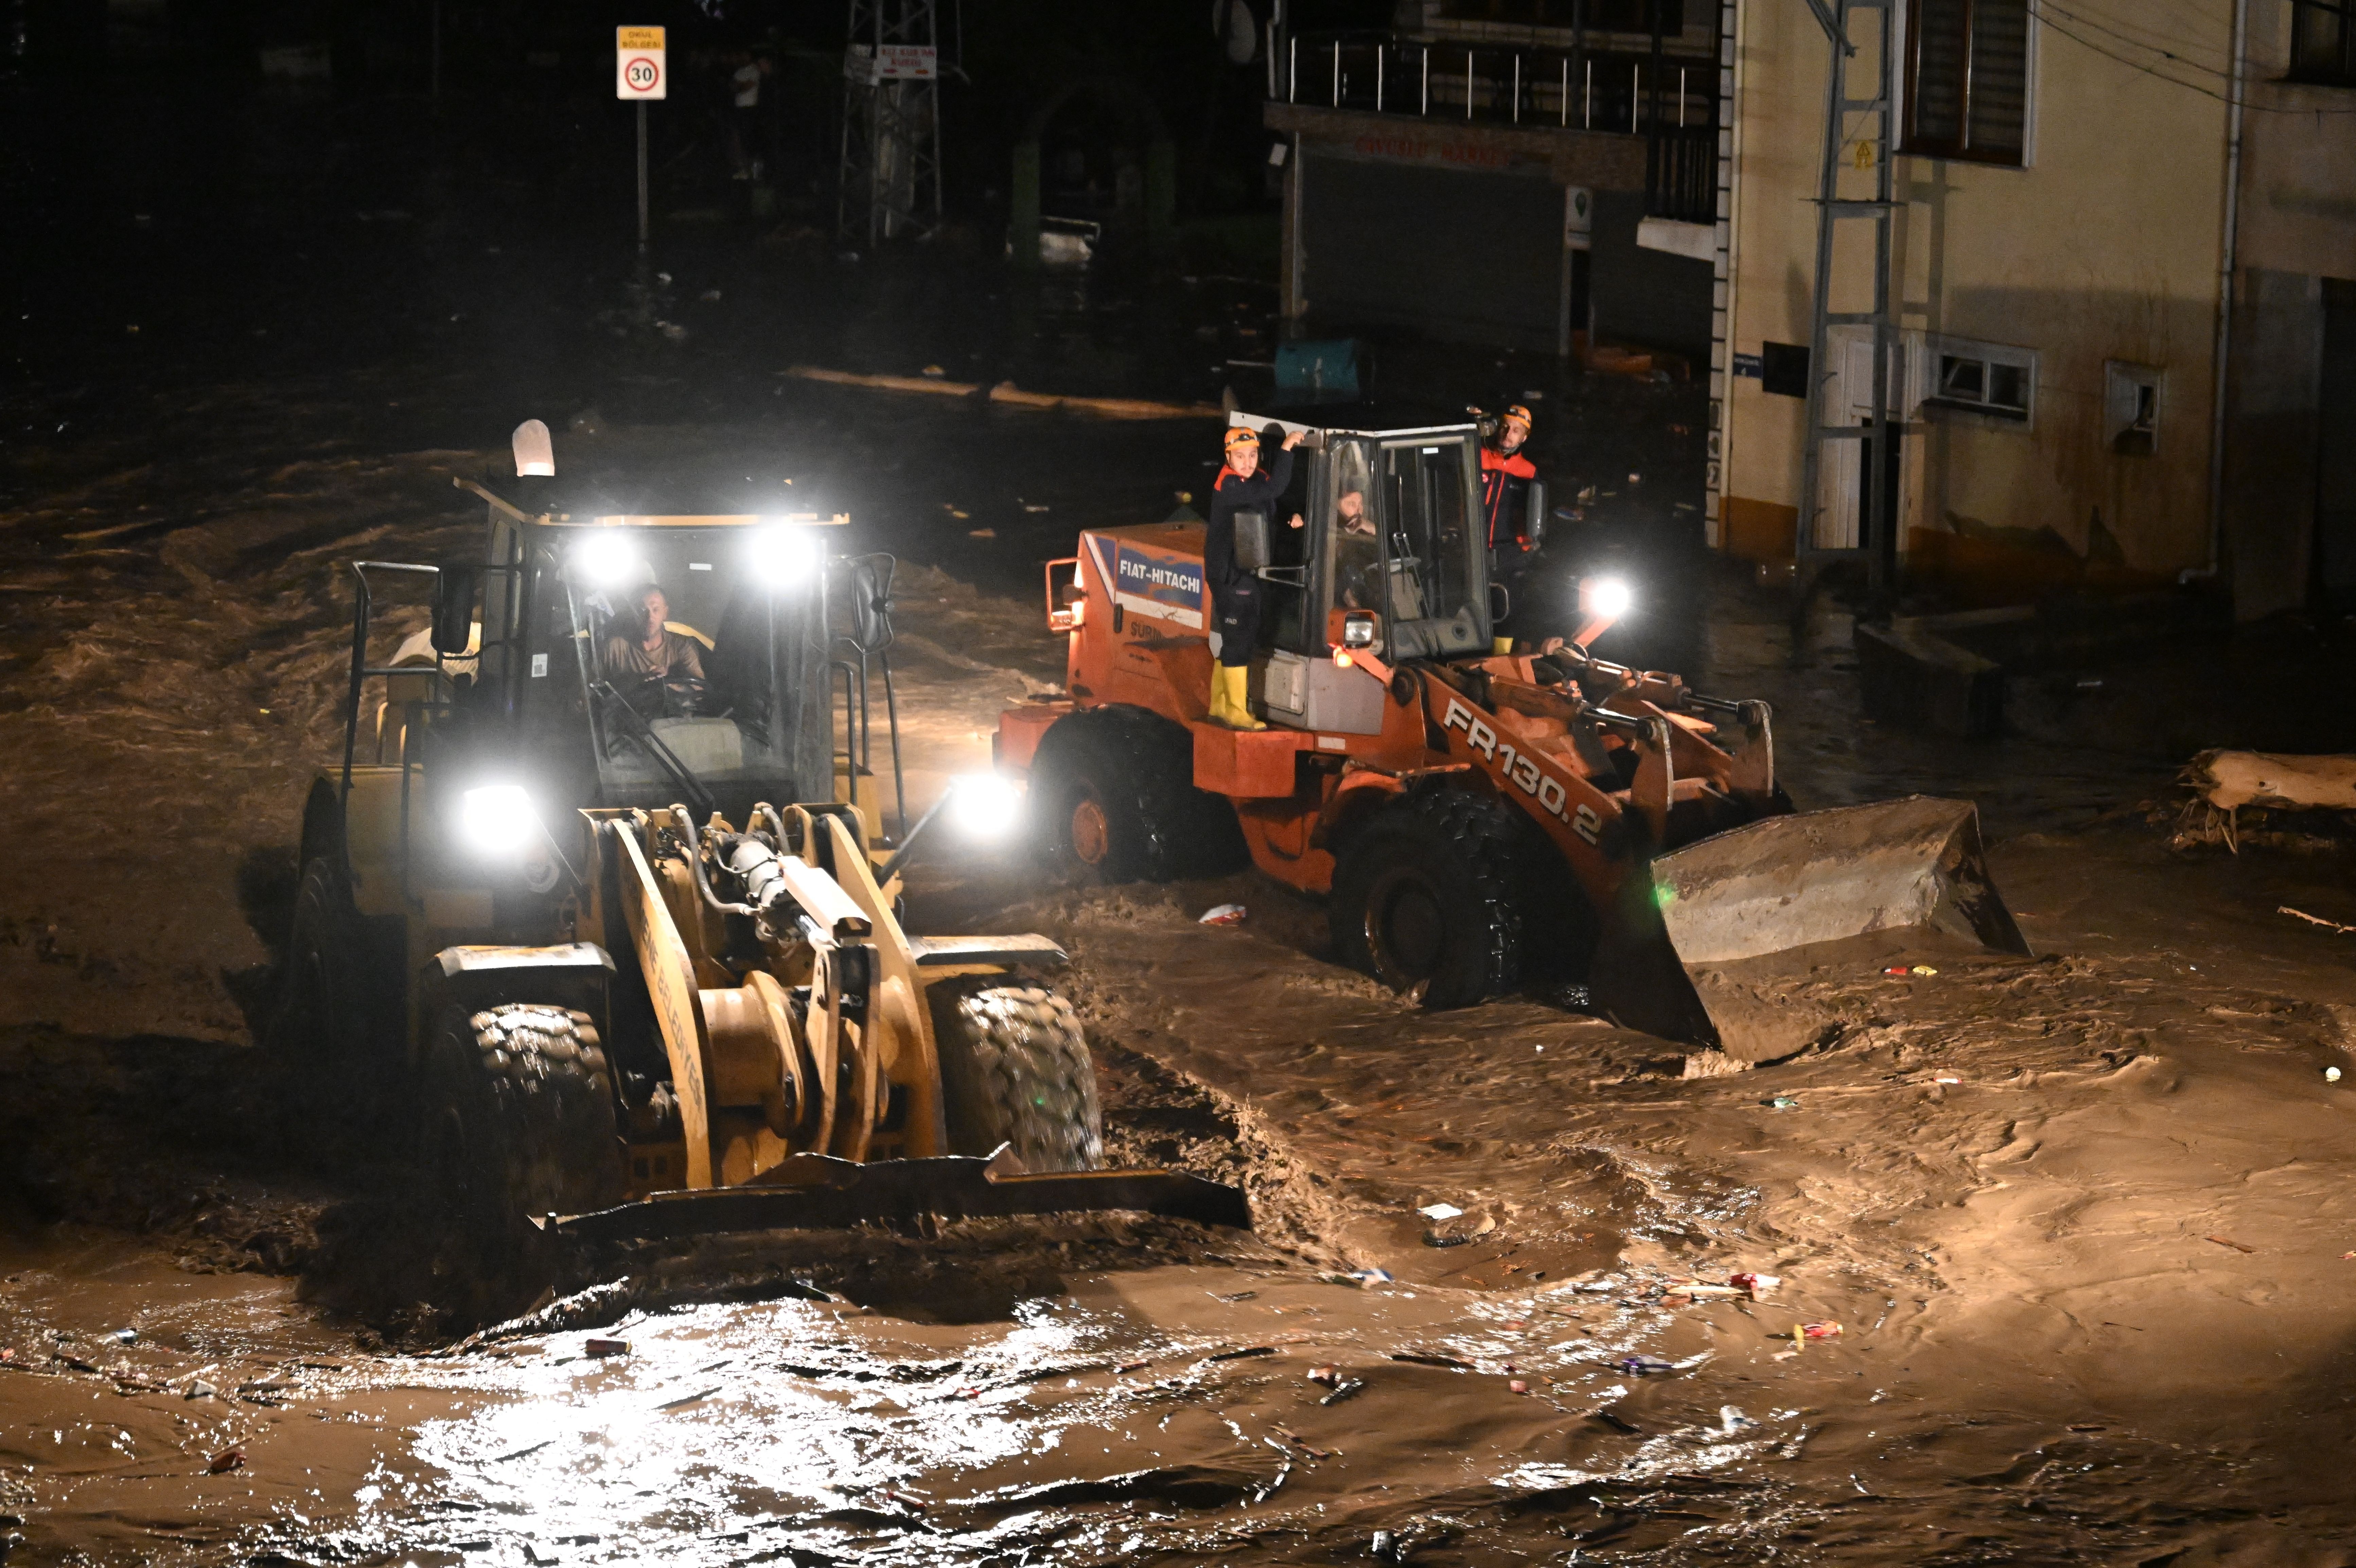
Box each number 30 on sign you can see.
[617,26,666,100]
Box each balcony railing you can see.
[1278,31,1720,224]
[1282,34,1711,134]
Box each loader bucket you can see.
[1591,796,2029,1062]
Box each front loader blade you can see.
[1591,796,2029,1062]
[548,1153,1251,1246]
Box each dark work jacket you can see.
[1203,447,1295,598]
[1480,444,1540,550]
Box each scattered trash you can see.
[1418,1203,1464,1221]
[1423,1234,1469,1249]
[920,364,945,377]
[110,1329,136,1345]
[184,1379,217,1400]
[1115,1359,1151,1374]
[1628,472,1643,484]
[1911,964,1939,976]
[1619,1356,1676,1375]
[1508,1379,1531,1394]
[2282,906,2356,935]
[700,288,723,302]
[1021,502,1053,513]
[584,1338,630,1358]
[1720,1405,1753,1433]
[206,1447,244,1475]
[1472,1215,1497,1236]
[1197,903,1247,926]
[1802,1322,1843,1340]
[1272,1425,1333,1458]
[968,527,996,539]
[1371,1529,1402,1562]
[1307,1364,1341,1386]
[1213,1290,1258,1302]
[1883,966,1910,976]
[1322,1268,1395,1287]
[1665,1283,1743,1301]
[2206,1235,2258,1254]
[2329,1067,2343,1083]
[1319,1377,1367,1405]
[2341,1251,2355,1260]
[1576,485,1597,503]
[1934,1075,1962,1085]
[1207,1345,1276,1362]
[654,1386,720,1410]
[1772,1349,1799,1361]
[1763,1096,1800,1110]
[525,1544,563,1566]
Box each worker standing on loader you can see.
[1479,405,1541,653]
[1205,424,1303,729]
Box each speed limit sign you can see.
[616,26,666,100]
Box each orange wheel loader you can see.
[995,415,2028,1062]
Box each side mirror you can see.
[1522,479,1547,550]
[512,419,555,477]
[1233,509,1270,571]
[432,565,481,656]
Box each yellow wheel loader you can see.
[267,423,1245,1320]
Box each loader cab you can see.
[1247,417,1491,732]
[1250,418,1490,665]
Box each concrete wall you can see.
[1720,0,2231,581]
[2217,1,2356,618]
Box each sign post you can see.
[616,26,667,253]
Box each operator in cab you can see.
[1479,404,1541,654]
[1205,424,1303,730]
[604,583,707,716]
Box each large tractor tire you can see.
[1331,789,1535,1009]
[1029,706,1246,884]
[420,1001,624,1322]
[264,857,398,1139]
[926,977,1105,1174]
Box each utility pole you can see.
[837,0,945,250]
[1793,0,1901,621]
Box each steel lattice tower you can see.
[837,0,944,248]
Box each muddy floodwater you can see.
[7,96,2356,1557]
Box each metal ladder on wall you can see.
[1795,0,1901,605]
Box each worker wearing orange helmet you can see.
[1479,404,1542,653]
[1204,422,1304,729]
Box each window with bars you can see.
[2290,0,2356,85]
[1904,0,2030,165]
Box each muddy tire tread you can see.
[1032,705,1246,883]
[1332,787,1529,1008]
[927,978,1105,1173]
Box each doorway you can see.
[2316,277,2356,616]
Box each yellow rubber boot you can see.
[1205,666,1233,725]
[1219,665,1266,730]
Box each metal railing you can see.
[1283,33,1712,138]
[1279,30,1720,224]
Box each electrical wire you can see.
[2033,0,2356,113]
[2034,0,2232,78]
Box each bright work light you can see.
[459,785,541,857]
[1584,576,1634,619]
[572,531,643,590]
[946,772,1024,838]
[751,526,823,586]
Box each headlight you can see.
[459,785,541,857]
[572,532,643,589]
[1584,576,1634,619]
[946,773,1024,837]
[751,526,823,586]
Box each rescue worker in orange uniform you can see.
[1479,404,1541,654]
[1204,424,1304,729]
